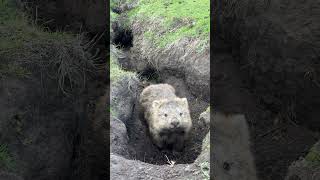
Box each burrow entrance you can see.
[112,23,133,49]
[115,63,209,165]
[110,6,209,166]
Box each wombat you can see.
[212,111,258,180]
[139,84,192,151]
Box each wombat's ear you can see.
[152,100,162,109]
[179,98,188,106]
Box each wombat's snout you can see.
[171,121,180,127]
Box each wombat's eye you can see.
[164,114,168,117]
[179,112,183,116]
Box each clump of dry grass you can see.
[0,0,99,96]
[0,0,105,95]
[1,33,97,96]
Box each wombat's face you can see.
[151,98,192,133]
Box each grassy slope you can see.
[0,0,75,78]
[128,0,210,49]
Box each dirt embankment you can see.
[214,0,320,179]
[0,1,108,180]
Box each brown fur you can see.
[139,84,192,151]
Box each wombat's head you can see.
[150,98,192,134]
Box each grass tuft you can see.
[110,49,135,82]
[305,146,320,166]
[0,144,15,171]
[0,0,96,95]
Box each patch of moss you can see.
[128,0,209,49]
[110,54,135,82]
[111,11,119,22]
[305,146,320,166]
[0,144,15,171]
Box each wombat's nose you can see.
[171,121,179,127]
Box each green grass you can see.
[128,0,210,48]
[110,54,135,82]
[0,0,73,52]
[305,145,320,166]
[111,11,119,22]
[0,144,15,171]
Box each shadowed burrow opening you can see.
[137,67,160,82]
[111,7,122,14]
[124,76,209,166]
[112,25,133,49]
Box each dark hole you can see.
[223,162,231,171]
[112,7,122,14]
[112,25,133,49]
[138,67,160,81]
